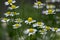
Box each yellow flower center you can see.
[8,0,12,3]
[54,28,58,31]
[48,9,53,14]
[37,1,42,5]
[28,17,33,22]
[29,28,34,33]
[40,30,45,33]
[6,12,11,14]
[3,18,8,21]
[46,26,50,30]
[11,5,16,9]
[15,24,19,27]
[37,22,42,25]
[14,12,16,15]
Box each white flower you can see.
[11,12,20,16]
[5,0,16,5]
[13,24,21,29]
[4,12,20,17]
[4,11,11,17]
[42,9,55,15]
[24,28,37,36]
[14,18,23,23]
[33,1,45,9]
[46,4,55,9]
[8,5,19,10]
[45,26,51,31]
[25,17,36,25]
[39,29,47,34]
[51,28,60,32]
[1,18,10,22]
[33,22,45,28]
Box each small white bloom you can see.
[4,12,20,17]
[24,28,37,36]
[1,18,10,22]
[45,26,51,31]
[46,4,55,9]
[33,22,44,28]
[5,0,16,5]
[33,1,45,9]
[39,29,47,34]
[42,9,55,15]
[8,5,19,10]
[51,28,60,32]
[10,12,20,16]
[14,18,23,23]
[4,11,11,17]
[25,17,36,25]
[13,24,21,29]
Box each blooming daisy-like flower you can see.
[51,27,60,32]
[1,18,10,22]
[33,1,45,9]
[12,12,20,15]
[39,29,47,34]
[46,4,55,9]
[14,18,23,23]
[4,11,11,17]
[42,9,55,15]
[4,12,20,17]
[45,26,51,31]
[13,24,21,29]
[25,17,36,25]
[8,5,19,10]
[5,0,16,5]
[33,22,45,28]
[24,28,37,36]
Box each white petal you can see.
[7,19,10,22]
[28,33,33,36]
[24,29,29,34]
[1,20,6,22]
[32,20,36,22]
[33,5,39,9]
[8,7,12,10]
[12,1,16,3]
[33,24,37,27]
[16,6,19,8]
[5,2,9,5]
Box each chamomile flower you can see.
[39,29,47,34]
[46,4,55,9]
[5,0,16,5]
[33,22,45,28]
[42,9,55,15]
[33,1,45,9]
[24,28,37,36]
[51,27,60,32]
[13,12,20,15]
[14,18,23,23]
[13,24,21,29]
[25,17,36,25]
[4,12,19,17]
[1,18,10,22]
[45,26,51,31]
[8,5,19,10]
[4,11,11,17]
